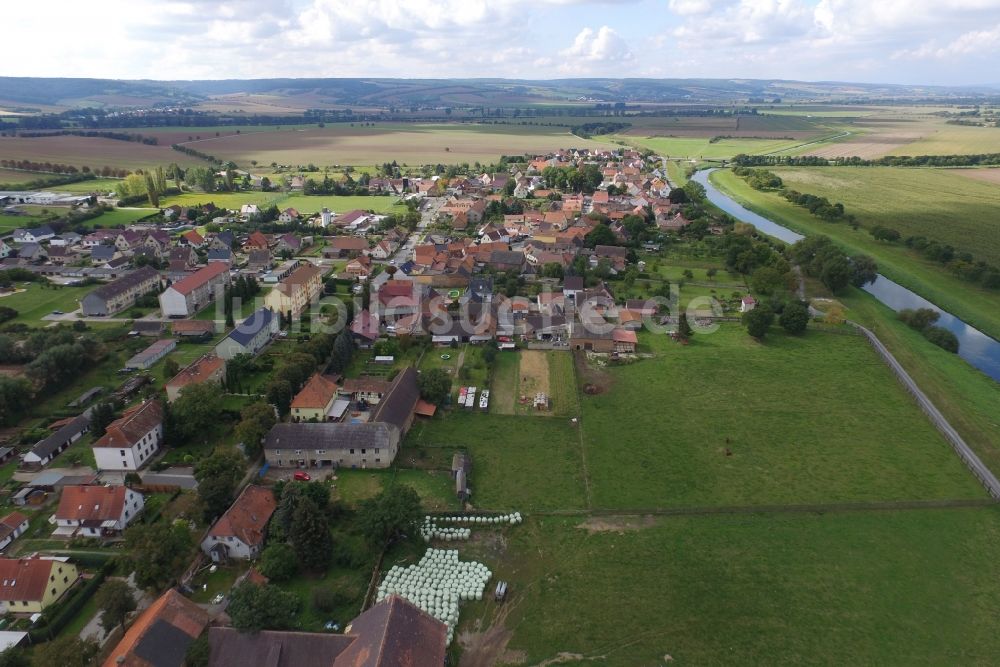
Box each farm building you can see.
[201,485,276,563]
[158,262,231,317]
[171,319,216,338]
[264,422,399,470]
[23,415,90,470]
[324,236,369,259]
[207,595,446,667]
[0,557,79,614]
[51,485,144,537]
[103,589,210,667]
[165,354,226,402]
[124,339,176,370]
[570,326,637,353]
[91,400,163,471]
[214,307,279,360]
[79,266,161,316]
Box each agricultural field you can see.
[0,168,33,185]
[0,134,202,170]
[611,135,814,160]
[488,349,579,417]
[452,508,1000,666]
[793,114,1000,158]
[768,166,1000,267]
[47,177,123,193]
[163,122,615,167]
[710,168,1000,342]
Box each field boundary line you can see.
[851,320,1000,499]
[571,350,593,510]
[532,497,997,518]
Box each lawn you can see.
[331,468,458,511]
[711,168,1000,343]
[153,191,403,216]
[404,412,587,512]
[580,325,983,510]
[0,283,90,324]
[452,507,1000,666]
[546,351,578,418]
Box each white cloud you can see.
[668,0,713,16]
[894,23,1000,59]
[560,26,634,70]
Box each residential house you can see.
[349,310,379,347]
[240,204,260,220]
[344,255,372,279]
[12,226,54,244]
[102,589,210,667]
[290,374,340,422]
[201,486,276,563]
[278,207,300,224]
[244,231,270,251]
[92,400,163,471]
[214,307,279,360]
[263,264,324,318]
[0,240,12,259]
[368,239,395,260]
[339,377,390,405]
[324,237,368,259]
[247,248,273,273]
[14,242,45,263]
[206,248,232,265]
[89,245,119,264]
[80,266,161,316]
[273,233,303,256]
[741,296,757,313]
[180,230,205,248]
[165,354,226,402]
[207,595,446,667]
[51,485,144,537]
[159,262,231,317]
[23,416,90,470]
[0,557,79,614]
[0,513,29,551]
[168,246,198,273]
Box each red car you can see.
[293,471,311,481]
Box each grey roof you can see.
[371,367,419,431]
[30,415,90,460]
[265,422,396,451]
[564,276,584,291]
[90,245,116,261]
[134,619,194,667]
[207,248,232,261]
[208,628,354,667]
[89,266,160,302]
[226,308,275,347]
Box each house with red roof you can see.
[0,512,29,551]
[158,262,231,317]
[291,373,340,422]
[180,230,205,248]
[165,355,226,402]
[91,400,163,471]
[0,556,79,614]
[51,485,144,538]
[201,485,276,562]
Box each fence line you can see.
[850,320,1000,499]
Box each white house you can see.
[158,262,231,318]
[240,204,260,220]
[0,240,10,259]
[23,416,90,470]
[201,486,276,562]
[91,400,163,471]
[368,240,395,260]
[51,485,144,537]
[741,296,757,313]
[12,226,54,244]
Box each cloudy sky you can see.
[6,0,1000,85]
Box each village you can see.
[0,146,781,666]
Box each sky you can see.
[6,0,1000,86]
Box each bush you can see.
[923,326,960,353]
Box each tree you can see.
[742,305,775,339]
[706,268,718,281]
[898,308,940,331]
[195,447,245,520]
[198,475,238,522]
[125,521,193,591]
[259,543,298,581]
[418,368,451,406]
[668,187,689,204]
[584,224,616,249]
[923,326,959,353]
[750,266,785,295]
[0,648,28,667]
[184,634,210,667]
[171,382,223,443]
[30,636,98,667]
[163,357,180,380]
[779,301,810,335]
[95,579,137,634]
[227,583,300,632]
[290,497,333,572]
[819,256,852,293]
[850,254,878,288]
[144,173,159,207]
[89,401,116,438]
[677,312,693,341]
[234,402,277,459]
[358,484,421,546]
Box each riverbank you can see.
[707,168,1000,344]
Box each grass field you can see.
[711,168,1000,342]
[452,508,1000,666]
[610,135,812,160]
[168,123,615,167]
[581,326,981,509]
[792,115,1000,158]
[153,191,403,215]
[0,135,202,170]
[769,166,1000,266]
[404,412,587,511]
[0,283,89,324]
[48,178,123,193]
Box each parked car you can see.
[293,471,311,481]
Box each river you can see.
[692,168,1000,382]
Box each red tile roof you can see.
[166,355,225,392]
[168,262,229,296]
[54,485,129,523]
[0,512,28,542]
[291,374,338,410]
[207,485,276,548]
[94,400,163,449]
[0,557,66,603]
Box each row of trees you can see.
[898,308,960,353]
[733,152,1000,168]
